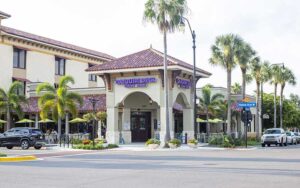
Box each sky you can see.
[1,0,299,97]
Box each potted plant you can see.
[188,138,198,148]
[145,138,161,149]
[168,138,181,149]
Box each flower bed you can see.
[73,143,118,150]
[0,153,7,157]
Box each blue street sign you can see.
[238,102,256,108]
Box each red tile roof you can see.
[1,26,115,61]
[0,11,10,18]
[22,94,106,113]
[86,48,211,75]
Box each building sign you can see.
[176,77,191,89]
[115,77,156,88]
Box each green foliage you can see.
[0,153,7,157]
[36,75,83,122]
[145,138,161,146]
[168,138,181,146]
[94,138,107,144]
[73,143,118,150]
[187,138,198,144]
[107,144,119,149]
[71,138,82,145]
[208,135,224,145]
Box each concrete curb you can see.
[0,155,37,162]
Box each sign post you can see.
[239,100,256,148]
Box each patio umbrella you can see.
[38,119,54,123]
[69,118,87,134]
[16,118,35,127]
[0,119,7,124]
[196,118,207,123]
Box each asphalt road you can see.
[0,145,300,188]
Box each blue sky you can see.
[1,0,299,97]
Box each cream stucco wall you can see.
[66,60,89,88]
[26,51,55,84]
[0,44,13,91]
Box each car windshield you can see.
[264,129,281,134]
[286,132,291,136]
[295,132,299,136]
[31,129,43,135]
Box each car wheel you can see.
[21,140,30,150]
[261,144,265,147]
[284,139,287,146]
[34,145,42,150]
[294,140,297,145]
[6,146,13,149]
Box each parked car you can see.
[286,131,297,145]
[261,128,287,147]
[0,127,46,150]
[294,132,300,144]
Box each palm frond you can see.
[36,82,55,94]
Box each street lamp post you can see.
[180,17,197,139]
[89,97,99,148]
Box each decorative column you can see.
[183,108,194,140]
[65,113,69,135]
[159,107,174,144]
[121,108,131,144]
[35,114,39,129]
[106,107,119,144]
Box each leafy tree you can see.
[278,67,296,128]
[290,93,300,108]
[144,0,188,142]
[0,81,26,130]
[231,82,242,94]
[209,34,242,134]
[199,85,224,134]
[36,76,83,138]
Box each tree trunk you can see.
[206,109,210,135]
[163,30,170,142]
[226,69,232,135]
[239,69,246,136]
[256,82,260,139]
[58,117,62,139]
[280,85,284,128]
[65,113,69,135]
[6,107,11,130]
[274,84,277,128]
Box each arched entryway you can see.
[173,92,190,139]
[119,92,159,142]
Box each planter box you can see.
[188,143,198,148]
[168,143,179,149]
[147,144,160,149]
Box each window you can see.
[55,57,66,75]
[12,78,25,95]
[13,47,26,69]
[88,64,97,82]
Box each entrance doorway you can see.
[131,111,151,142]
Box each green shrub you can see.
[71,138,82,145]
[188,138,198,144]
[95,138,107,144]
[82,139,91,145]
[168,138,181,146]
[0,153,7,157]
[208,135,223,145]
[107,144,119,149]
[145,138,160,146]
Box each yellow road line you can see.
[0,155,37,162]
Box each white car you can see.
[286,131,297,145]
[261,128,287,147]
[294,132,300,144]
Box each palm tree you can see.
[231,82,242,94]
[248,56,262,139]
[209,34,242,134]
[199,85,224,134]
[279,67,296,128]
[235,42,255,98]
[144,0,188,142]
[0,81,26,130]
[270,65,282,128]
[36,76,83,138]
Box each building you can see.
[196,86,259,137]
[87,48,211,144]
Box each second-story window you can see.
[12,78,25,95]
[88,64,97,82]
[55,57,66,76]
[13,47,26,69]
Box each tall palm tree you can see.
[0,81,26,130]
[144,0,188,142]
[231,82,242,94]
[270,65,281,128]
[199,85,224,134]
[209,34,242,134]
[235,42,255,98]
[248,56,262,139]
[36,76,83,138]
[279,67,296,128]
[260,61,272,130]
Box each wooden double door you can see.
[131,112,151,142]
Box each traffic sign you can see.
[238,102,256,108]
